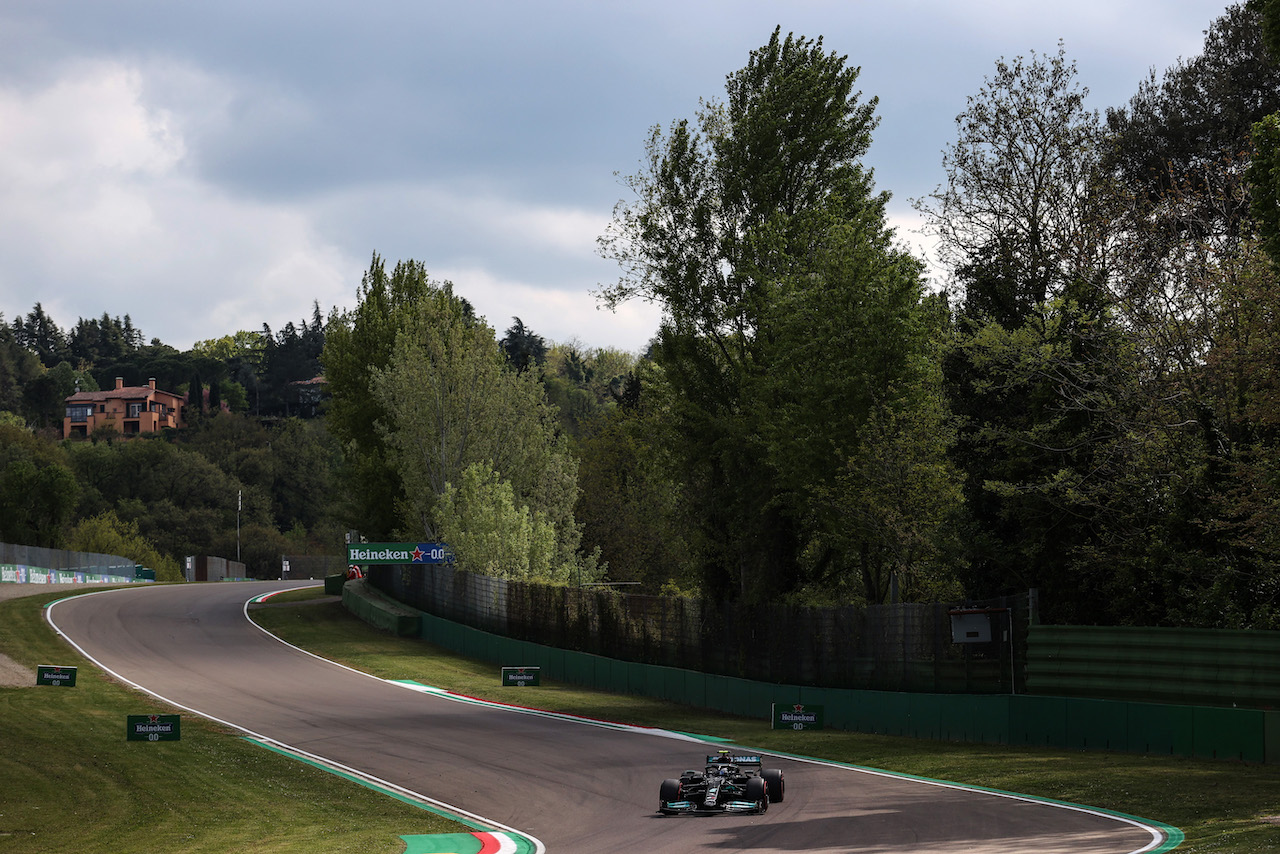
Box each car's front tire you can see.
[745,776,768,813]
[659,778,682,814]
[763,768,785,803]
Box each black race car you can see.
[657,750,785,815]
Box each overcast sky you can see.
[0,1,1238,354]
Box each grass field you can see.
[0,588,467,854]
[3,583,1280,852]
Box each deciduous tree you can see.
[371,288,598,582]
[600,28,952,602]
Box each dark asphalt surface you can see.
[46,581,1168,853]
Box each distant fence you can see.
[282,554,345,580]
[413,606,1280,763]
[0,542,145,585]
[367,563,1030,694]
[0,543,136,575]
[1028,625,1280,711]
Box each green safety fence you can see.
[409,601,1279,763]
[345,582,1280,762]
[1028,624,1280,710]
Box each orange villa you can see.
[63,377,186,438]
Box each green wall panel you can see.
[1194,706,1263,762]
[1126,703,1194,757]
[749,680,778,722]
[1065,698,1128,752]
[561,649,590,687]
[658,666,681,705]
[1010,695,1066,748]
[906,694,944,740]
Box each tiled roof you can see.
[65,385,180,402]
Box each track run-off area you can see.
[44,581,1180,853]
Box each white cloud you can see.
[434,264,660,354]
[0,58,360,347]
[0,60,184,183]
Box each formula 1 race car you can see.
[657,750,785,815]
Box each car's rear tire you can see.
[763,768,785,803]
[745,776,768,813]
[659,778,682,813]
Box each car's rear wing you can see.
[706,754,762,768]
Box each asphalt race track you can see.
[47,582,1170,853]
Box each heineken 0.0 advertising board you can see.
[501,666,541,686]
[127,714,181,741]
[36,665,77,687]
[346,542,450,565]
[771,702,824,730]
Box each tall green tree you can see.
[1105,1,1280,248]
[498,317,547,375]
[1250,0,1280,267]
[0,316,42,418]
[66,436,255,566]
[916,44,1103,318]
[13,303,69,367]
[0,423,79,547]
[68,511,182,582]
[322,255,454,538]
[918,44,1147,617]
[600,28,952,602]
[371,288,597,582]
[573,359,697,593]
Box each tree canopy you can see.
[600,27,956,603]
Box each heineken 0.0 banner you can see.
[501,666,541,686]
[127,714,181,741]
[771,702,824,731]
[36,665,76,687]
[346,543,449,565]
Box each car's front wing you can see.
[660,799,763,815]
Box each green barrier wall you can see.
[409,607,1277,763]
[342,580,420,636]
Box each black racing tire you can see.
[745,776,768,813]
[763,768,785,803]
[659,777,682,812]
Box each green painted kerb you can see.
[243,737,540,853]
[400,831,536,854]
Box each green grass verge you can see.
[0,589,467,854]
[249,592,1280,853]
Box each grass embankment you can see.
[250,590,1280,854]
[0,589,465,854]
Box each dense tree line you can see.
[3,5,1280,629]
[0,302,340,579]
[586,5,1280,628]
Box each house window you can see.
[66,404,93,422]
[128,402,143,418]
